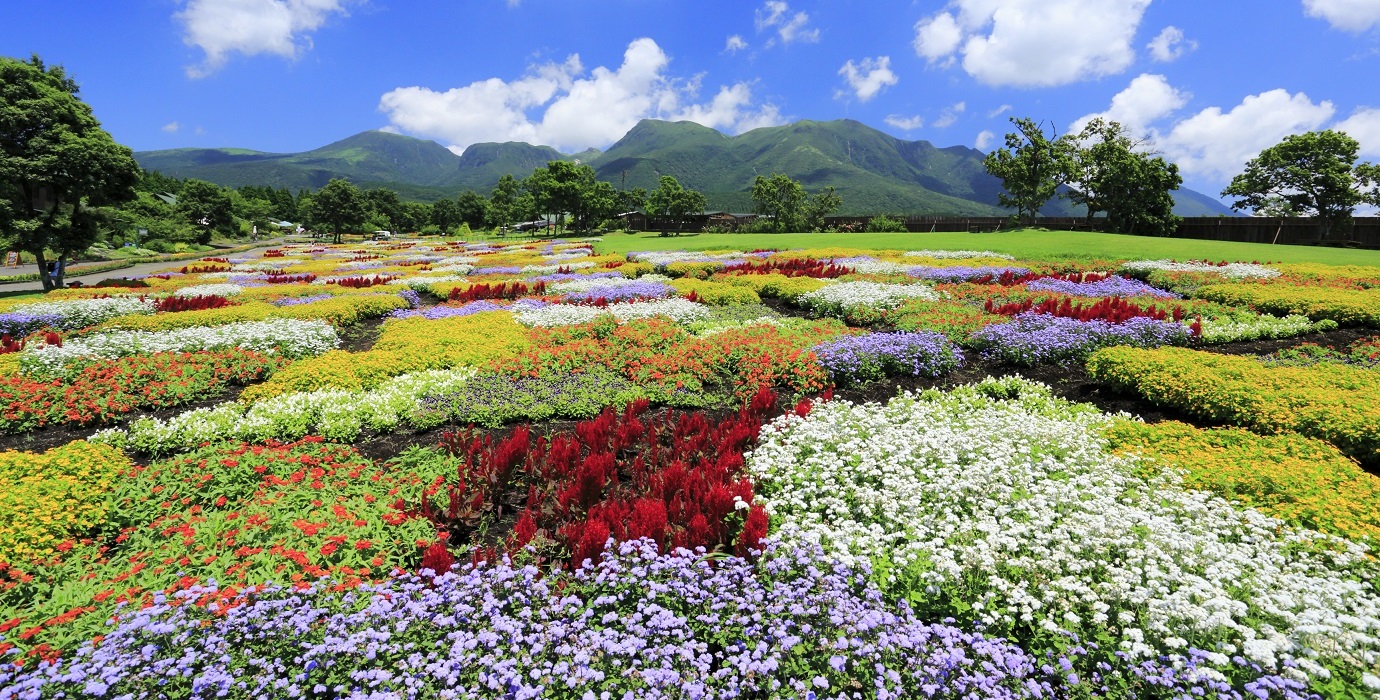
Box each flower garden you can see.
[1,238,1379,698]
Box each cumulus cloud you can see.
[1335,108,1380,157]
[1147,26,1196,62]
[885,115,925,131]
[912,0,1151,87]
[1303,0,1380,31]
[837,56,898,102]
[975,130,996,150]
[932,101,966,128]
[176,0,352,78]
[1070,73,1189,135]
[1160,90,1336,181]
[755,1,820,45]
[724,35,749,53]
[162,121,181,133]
[378,38,783,154]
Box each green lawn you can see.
[591,229,1380,265]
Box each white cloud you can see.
[378,38,783,154]
[837,56,898,102]
[1303,0,1380,31]
[987,104,1012,118]
[176,0,351,78]
[912,0,1151,87]
[1159,89,1336,181]
[724,35,749,54]
[885,114,925,131]
[1147,26,1196,62]
[755,1,820,45]
[1334,108,1380,158]
[1070,73,1189,135]
[162,121,181,133]
[933,101,966,128]
[975,130,996,150]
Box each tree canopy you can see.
[306,178,369,244]
[1067,119,1182,237]
[1222,130,1377,240]
[750,173,807,233]
[0,55,139,290]
[646,175,707,235]
[983,117,1076,224]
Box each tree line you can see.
[983,116,1380,239]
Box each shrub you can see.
[0,441,131,566]
[864,214,909,232]
[1195,284,1380,327]
[663,261,724,279]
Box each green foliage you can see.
[308,178,369,244]
[0,55,140,290]
[864,215,908,233]
[750,173,806,232]
[175,179,235,243]
[1222,130,1376,240]
[982,117,1076,222]
[801,186,843,232]
[646,175,707,233]
[1068,119,1183,237]
[455,190,488,228]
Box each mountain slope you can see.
[134,120,1237,217]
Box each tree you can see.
[0,55,139,290]
[1358,163,1380,209]
[488,175,525,230]
[310,179,368,244]
[431,197,462,233]
[364,188,405,233]
[983,117,1076,224]
[570,179,620,234]
[802,186,843,232]
[750,173,806,233]
[454,191,489,230]
[176,179,235,243]
[646,175,707,235]
[1222,130,1377,241]
[1067,119,1182,237]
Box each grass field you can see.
[591,229,1380,265]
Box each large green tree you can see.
[309,178,369,244]
[646,175,707,235]
[1068,119,1182,237]
[802,186,843,233]
[175,179,235,243]
[0,55,139,290]
[983,117,1076,224]
[489,174,535,231]
[1222,130,1377,240]
[750,173,806,233]
[455,190,489,230]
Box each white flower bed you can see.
[230,262,291,272]
[7,296,157,330]
[902,249,1015,260]
[91,367,478,454]
[512,298,711,327]
[799,281,939,313]
[627,251,744,268]
[747,377,1380,685]
[1120,259,1282,280]
[1197,313,1328,344]
[171,283,245,297]
[520,261,596,274]
[548,274,671,294]
[19,318,338,378]
[828,257,913,275]
[387,274,470,290]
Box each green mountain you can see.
[133,119,1236,216]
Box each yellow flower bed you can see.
[0,355,19,377]
[0,441,132,565]
[670,278,761,305]
[1104,420,1380,543]
[241,311,529,401]
[664,261,724,279]
[1273,263,1380,289]
[718,273,829,301]
[1195,284,1380,326]
[1087,346,1380,463]
[93,294,408,331]
[615,262,654,278]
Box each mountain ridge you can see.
[133,119,1237,217]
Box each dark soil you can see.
[337,315,388,353]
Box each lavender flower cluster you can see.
[396,288,422,309]
[470,265,523,276]
[969,313,1190,365]
[387,300,505,320]
[907,265,1032,283]
[1024,275,1181,299]
[269,293,335,307]
[562,280,675,303]
[0,541,1065,700]
[813,331,964,384]
[527,271,624,284]
[0,312,63,337]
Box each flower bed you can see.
[970,313,1191,365]
[812,331,963,385]
[1196,283,1380,327]
[0,441,131,566]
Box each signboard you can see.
[4,252,18,268]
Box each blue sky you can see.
[3,0,1379,199]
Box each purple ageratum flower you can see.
[813,331,963,384]
[271,294,335,307]
[0,540,1062,700]
[471,265,523,276]
[397,289,422,309]
[528,271,625,284]
[1024,275,1181,299]
[907,266,1032,283]
[388,300,505,320]
[563,281,675,303]
[0,312,64,337]
[969,312,1190,365]
[510,298,551,311]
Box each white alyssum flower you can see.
[799,281,940,312]
[19,318,338,377]
[1197,313,1322,344]
[8,296,158,330]
[171,283,245,297]
[230,262,291,272]
[388,274,470,290]
[1120,260,1281,280]
[627,251,745,269]
[91,367,478,453]
[520,261,596,274]
[512,298,710,327]
[747,376,1380,685]
[903,249,1015,260]
[549,274,671,294]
